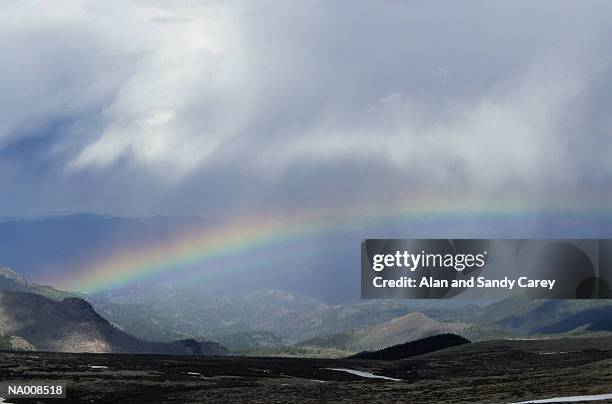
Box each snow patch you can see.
[326,368,400,381]
[515,393,612,403]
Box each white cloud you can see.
[1,0,612,214]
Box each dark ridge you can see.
[350,333,470,360]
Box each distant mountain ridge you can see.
[444,294,612,335]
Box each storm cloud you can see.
[1,0,611,217]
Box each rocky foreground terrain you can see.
[1,336,612,403]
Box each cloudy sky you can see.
[1,0,611,218]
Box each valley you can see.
[4,265,612,358]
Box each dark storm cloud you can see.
[1,0,611,216]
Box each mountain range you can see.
[0,268,228,355]
[84,282,612,358]
[89,283,480,343]
[3,233,612,358]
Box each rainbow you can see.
[53,194,604,292]
[56,213,337,292]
